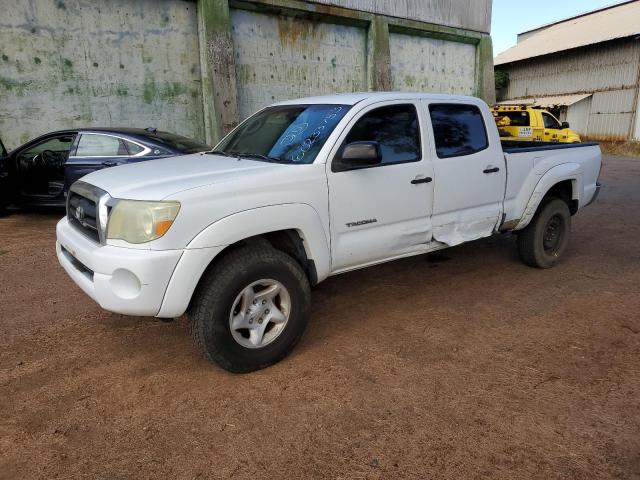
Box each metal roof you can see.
[495,0,640,65]
[497,93,593,108]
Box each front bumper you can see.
[56,217,182,316]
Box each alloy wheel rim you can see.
[228,279,291,349]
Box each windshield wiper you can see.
[206,149,232,157]
[231,152,291,163]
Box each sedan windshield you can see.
[216,104,350,164]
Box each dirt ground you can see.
[1,154,639,480]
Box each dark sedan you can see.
[0,128,210,211]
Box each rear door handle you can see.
[102,161,117,167]
[411,176,433,184]
[483,166,500,174]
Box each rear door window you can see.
[123,140,146,155]
[76,134,128,157]
[429,104,488,158]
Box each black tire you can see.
[517,197,571,268]
[189,244,311,373]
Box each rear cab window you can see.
[494,110,530,127]
[428,104,488,158]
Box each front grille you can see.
[60,245,94,280]
[66,183,106,243]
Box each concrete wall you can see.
[389,33,476,94]
[209,0,495,139]
[230,8,367,119]
[0,0,204,150]
[1,0,496,149]
[496,39,640,141]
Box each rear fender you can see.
[514,163,583,231]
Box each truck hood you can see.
[80,153,285,200]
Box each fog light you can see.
[109,269,142,299]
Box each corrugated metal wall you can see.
[309,0,492,33]
[501,41,639,99]
[389,33,476,94]
[566,97,592,136]
[635,93,640,140]
[498,39,640,140]
[230,9,367,119]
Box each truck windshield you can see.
[216,104,350,164]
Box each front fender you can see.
[157,203,331,318]
[514,163,583,231]
[187,203,331,277]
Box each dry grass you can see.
[597,141,640,158]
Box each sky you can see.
[491,0,624,55]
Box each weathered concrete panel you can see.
[308,0,492,33]
[0,0,204,150]
[230,9,367,119]
[389,33,476,95]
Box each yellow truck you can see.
[491,105,581,143]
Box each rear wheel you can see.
[517,198,571,268]
[189,244,311,373]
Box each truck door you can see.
[326,101,434,271]
[541,111,563,142]
[426,102,506,246]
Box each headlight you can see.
[107,200,180,244]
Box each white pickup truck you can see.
[56,92,602,372]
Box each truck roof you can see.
[273,92,482,106]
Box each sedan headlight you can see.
[107,200,180,244]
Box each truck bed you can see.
[501,140,600,153]
[500,141,602,231]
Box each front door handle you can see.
[483,166,500,174]
[411,176,433,185]
[102,161,118,167]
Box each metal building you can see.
[494,0,640,141]
[1,0,494,149]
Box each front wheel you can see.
[189,244,311,373]
[517,198,571,268]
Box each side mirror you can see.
[334,141,381,172]
[561,122,570,129]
